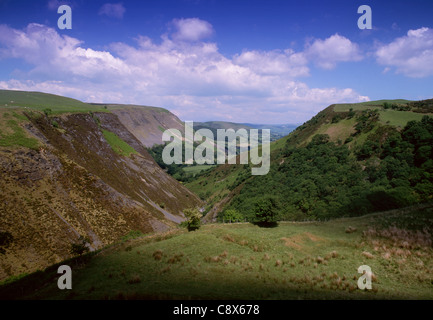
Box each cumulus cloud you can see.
[305,34,363,69]
[233,49,309,77]
[0,21,369,123]
[98,3,126,19]
[171,18,214,42]
[376,27,433,78]
[0,23,130,79]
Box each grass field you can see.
[333,100,413,112]
[2,204,431,300]
[378,110,431,127]
[0,90,108,114]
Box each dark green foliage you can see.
[224,117,433,221]
[383,102,411,111]
[356,140,380,160]
[331,115,342,123]
[252,196,280,227]
[354,109,379,135]
[70,236,90,256]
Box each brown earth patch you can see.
[281,232,326,250]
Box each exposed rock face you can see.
[110,106,185,147]
[0,110,201,281]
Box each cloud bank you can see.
[0,18,374,123]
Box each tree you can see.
[253,196,280,227]
[70,235,90,256]
[183,207,201,231]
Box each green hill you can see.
[0,90,107,114]
[187,99,433,222]
[1,203,432,300]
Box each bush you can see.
[222,209,244,223]
[43,108,52,116]
[183,207,201,231]
[70,235,90,256]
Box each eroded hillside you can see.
[0,100,201,281]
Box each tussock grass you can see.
[2,204,432,300]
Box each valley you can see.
[0,90,432,300]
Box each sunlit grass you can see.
[4,204,431,300]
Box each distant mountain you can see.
[194,121,299,142]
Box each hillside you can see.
[1,203,432,300]
[0,90,201,282]
[104,104,185,148]
[186,99,433,222]
[194,121,298,142]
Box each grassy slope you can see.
[102,129,138,157]
[0,110,39,149]
[1,203,431,300]
[0,90,108,114]
[334,99,432,128]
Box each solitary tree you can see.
[70,235,90,256]
[183,207,201,231]
[253,196,280,227]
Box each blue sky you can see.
[0,0,432,124]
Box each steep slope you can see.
[106,104,185,148]
[189,99,433,222]
[0,91,201,281]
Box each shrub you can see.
[222,209,243,223]
[43,108,52,116]
[183,207,201,231]
[70,235,90,256]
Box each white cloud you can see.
[0,22,369,124]
[376,27,433,78]
[305,34,363,69]
[171,18,214,42]
[98,3,126,19]
[233,49,309,77]
[0,23,130,79]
